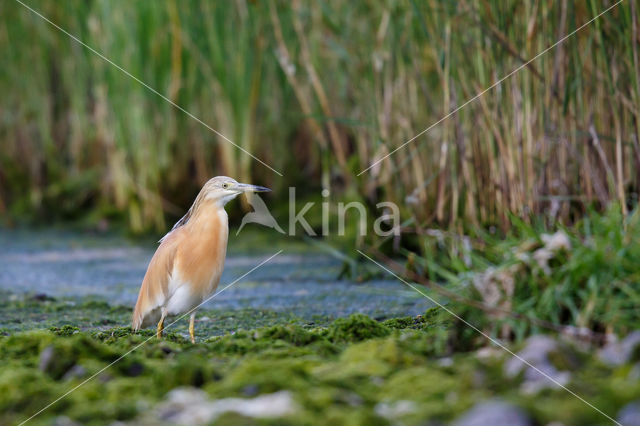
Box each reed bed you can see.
[0,0,638,233]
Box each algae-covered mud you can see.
[2,306,640,425]
[1,230,639,425]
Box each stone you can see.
[39,345,75,380]
[39,346,55,373]
[617,401,640,426]
[51,416,80,426]
[475,347,503,360]
[125,361,144,377]
[31,293,55,302]
[375,400,417,419]
[438,357,454,367]
[599,331,640,366]
[505,335,572,394]
[242,384,260,397]
[156,387,298,425]
[454,400,531,426]
[62,364,87,381]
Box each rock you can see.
[375,400,417,419]
[31,293,55,302]
[472,370,487,388]
[39,345,74,380]
[125,361,144,377]
[156,387,298,425]
[343,392,364,407]
[476,347,503,360]
[166,387,208,405]
[438,357,454,367]
[599,331,640,366]
[242,384,260,396]
[39,344,76,380]
[454,400,531,426]
[630,364,640,381]
[505,335,573,394]
[51,416,80,426]
[159,388,211,425]
[39,346,55,372]
[617,401,640,426]
[62,364,87,381]
[559,325,594,347]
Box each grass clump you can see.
[49,325,80,337]
[254,324,322,346]
[327,314,391,343]
[408,206,640,342]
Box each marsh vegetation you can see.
[1,1,639,424]
[1,1,638,232]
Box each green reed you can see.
[0,1,638,233]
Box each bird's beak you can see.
[235,183,271,193]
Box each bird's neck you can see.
[186,201,229,235]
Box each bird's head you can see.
[201,176,270,206]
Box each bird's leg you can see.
[156,318,164,339]
[156,310,167,339]
[189,312,196,344]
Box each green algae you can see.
[49,325,80,337]
[327,314,391,342]
[0,297,639,425]
[0,290,334,338]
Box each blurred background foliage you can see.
[0,0,639,236]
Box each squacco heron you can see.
[132,176,270,343]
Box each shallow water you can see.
[0,228,433,323]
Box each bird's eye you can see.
[222,183,229,189]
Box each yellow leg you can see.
[157,310,166,339]
[156,317,164,339]
[189,313,196,344]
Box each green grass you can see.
[400,205,640,341]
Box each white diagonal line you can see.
[357,250,621,425]
[358,0,624,176]
[14,0,283,177]
[19,250,283,426]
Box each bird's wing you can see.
[132,229,181,330]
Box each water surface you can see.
[0,228,433,324]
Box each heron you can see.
[132,176,270,343]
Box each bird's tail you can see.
[132,287,157,331]
[132,298,144,331]
[132,303,161,331]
